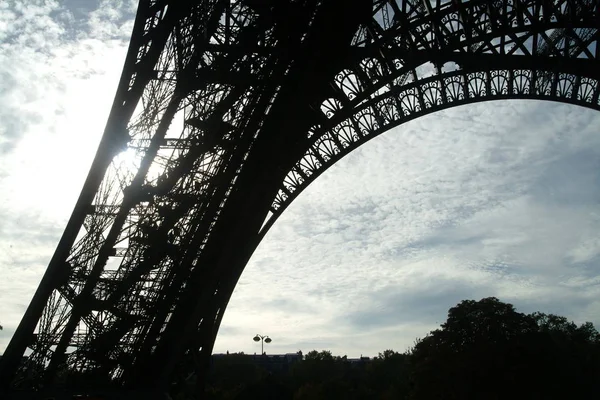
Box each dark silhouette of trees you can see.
[204,352,266,399]
[303,350,334,361]
[202,297,600,400]
[408,297,600,400]
[367,350,411,399]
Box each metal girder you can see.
[0,0,599,399]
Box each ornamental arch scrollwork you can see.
[266,67,600,238]
[259,0,600,237]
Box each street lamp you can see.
[253,334,272,355]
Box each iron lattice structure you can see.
[1,0,599,398]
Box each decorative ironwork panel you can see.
[265,0,600,234]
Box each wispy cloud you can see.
[216,101,600,356]
[0,0,134,348]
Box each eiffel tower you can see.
[1,0,599,398]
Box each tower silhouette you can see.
[1,0,599,398]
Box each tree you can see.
[367,350,411,398]
[197,298,600,399]
[292,350,336,386]
[304,350,333,361]
[377,349,400,360]
[409,297,600,400]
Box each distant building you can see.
[345,356,372,367]
[210,352,374,373]
[211,352,303,373]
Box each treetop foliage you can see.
[199,297,600,400]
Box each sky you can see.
[1,0,600,359]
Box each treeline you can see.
[200,297,600,399]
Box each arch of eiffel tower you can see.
[1,0,599,398]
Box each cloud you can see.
[0,0,134,349]
[216,100,600,356]
[0,0,134,153]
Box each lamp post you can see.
[253,334,272,355]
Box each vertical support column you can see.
[147,0,374,393]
